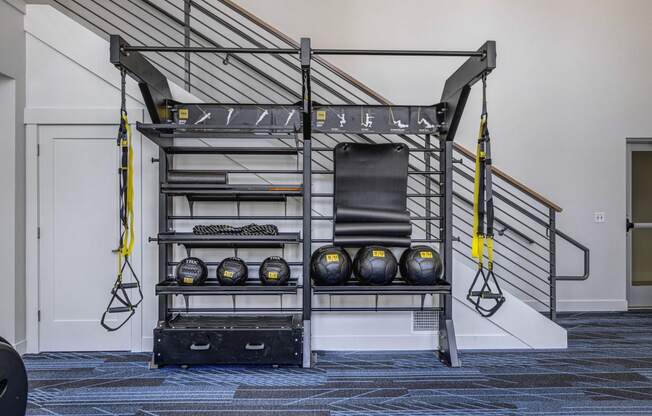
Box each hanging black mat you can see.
[333,143,411,247]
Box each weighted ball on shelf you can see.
[217,257,248,286]
[175,257,208,286]
[0,336,28,416]
[259,256,290,286]
[399,245,443,285]
[310,245,352,286]
[353,246,397,285]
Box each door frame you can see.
[625,138,652,309]
[25,107,144,353]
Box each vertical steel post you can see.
[548,208,557,320]
[183,0,191,92]
[300,37,312,369]
[158,149,169,323]
[438,139,460,367]
[425,134,432,241]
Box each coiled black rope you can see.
[193,224,279,236]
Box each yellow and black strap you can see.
[467,74,505,318]
[101,68,143,332]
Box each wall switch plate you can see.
[594,211,606,223]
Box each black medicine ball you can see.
[259,256,290,286]
[176,257,208,286]
[217,257,248,286]
[310,245,352,286]
[399,245,443,285]
[353,246,397,285]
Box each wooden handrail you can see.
[219,0,562,213]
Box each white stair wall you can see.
[453,256,567,349]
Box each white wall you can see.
[0,0,26,351]
[235,0,652,311]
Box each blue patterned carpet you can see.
[23,312,652,415]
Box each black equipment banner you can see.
[171,103,444,134]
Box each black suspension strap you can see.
[101,68,143,332]
[467,74,505,317]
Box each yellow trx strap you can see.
[472,115,487,264]
[119,111,135,262]
[467,74,504,318]
[101,69,143,332]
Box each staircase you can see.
[28,0,589,346]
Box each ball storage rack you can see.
[110,35,496,368]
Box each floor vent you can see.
[412,310,438,332]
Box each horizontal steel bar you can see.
[169,215,304,220]
[122,45,483,57]
[310,216,442,221]
[313,49,485,57]
[312,307,443,312]
[310,147,442,153]
[167,308,303,313]
[123,45,298,54]
[311,193,443,198]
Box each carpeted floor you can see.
[23,312,652,416]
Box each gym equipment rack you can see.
[110,35,496,368]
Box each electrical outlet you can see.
[594,212,606,223]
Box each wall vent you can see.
[412,310,438,332]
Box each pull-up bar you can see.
[120,45,485,57]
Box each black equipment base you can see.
[153,315,303,367]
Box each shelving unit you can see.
[143,114,309,367]
[110,33,496,369]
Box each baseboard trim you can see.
[556,299,627,312]
[313,334,438,351]
[13,339,27,355]
[142,336,153,353]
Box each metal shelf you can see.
[312,281,451,295]
[164,146,301,155]
[153,232,301,248]
[156,280,299,296]
[161,183,303,200]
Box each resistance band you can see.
[467,74,505,317]
[101,68,143,332]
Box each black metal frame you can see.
[110,34,497,369]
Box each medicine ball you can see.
[217,257,248,286]
[353,246,398,285]
[259,256,290,286]
[311,245,352,286]
[175,257,208,286]
[399,245,443,285]
[0,336,28,416]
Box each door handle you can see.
[245,343,265,351]
[627,220,652,231]
[190,343,210,351]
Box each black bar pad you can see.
[333,235,412,247]
[168,170,227,184]
[334,143,409,214]
[117,282,139,289]
[334,222,412,236]
[335,206,411,223]
[108,307,131,313]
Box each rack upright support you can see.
[300,37,313,368]
[439,140,460,367]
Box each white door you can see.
[38,124,140,351]
[627,140,652,308]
